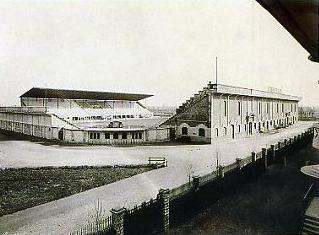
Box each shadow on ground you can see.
[166,145,319,235]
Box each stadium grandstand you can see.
[0,88,170,145]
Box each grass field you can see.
[0,165,156,216]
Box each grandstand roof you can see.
[20,87,153,101]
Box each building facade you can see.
[162,83,300,143]
[0,88,169,145]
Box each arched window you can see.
[182,127,188,135]
[216,128,219,137]
[198,128,205,137]
[224,127,227,135]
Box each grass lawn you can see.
[0,165,156,216]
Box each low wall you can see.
[0,120,59,141]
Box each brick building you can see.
[162,83,300,143]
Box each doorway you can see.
[231,125,235,139]
[249,122,253,135]
[58,129,64,140]
[169,128,176,140]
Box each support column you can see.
[158,189,170,232]
[110,207,126,235]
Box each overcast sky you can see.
[0,0,318,107]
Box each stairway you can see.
[302,215,319,234]
[302,195,319,235]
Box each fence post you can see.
[270,145,275,164]
[251,152,256,163]
[236,158,242,170]
[158,189,170,233]
[218,165,225,178]
[262,148,267,169]
[193,175,200,191]
[110,207,126,235]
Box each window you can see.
[267,103,269,114]
[105,133,110,139]
[277,103,279,113]
[182,127,188,135]
[138,132,142,139]
[224,101,227,116]
[282,103,284,113]
[254,123,256,129]
[122,132,127,139]
[244,124,247,132]
[132,132,138,139]
[216,128,219,137]
[224,127,227,135]
[238,101,241,115]
[198,128,205,137]
[238,125,241,133]
[113,133,119,139]
[89,132,100,140]
[258,102,262,114]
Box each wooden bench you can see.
[148,157,167,168]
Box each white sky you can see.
[0,0,318,107]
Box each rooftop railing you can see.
[0,106,48,113]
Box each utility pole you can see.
[215,57,218,85]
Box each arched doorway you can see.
[182,127,188,135]
[169,128,176,140]
[198,128,205,137]
[58,129,64,140]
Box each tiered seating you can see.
[176,87,209,114]
[160,86,210,126]
[75,100,111,109]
